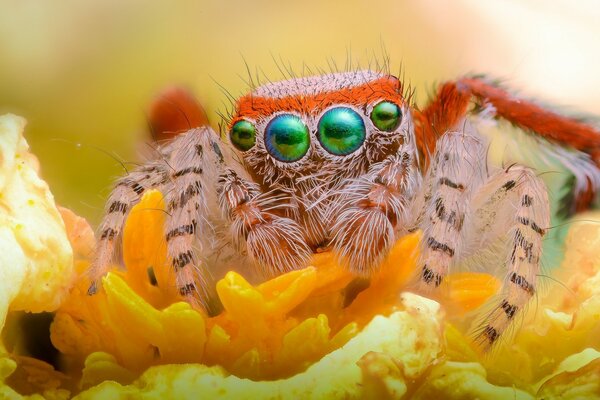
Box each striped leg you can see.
[88,161,169,294]
[470,166,549,351]
[163,127,226,308]
[417,130,487,289]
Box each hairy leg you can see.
[88,160,170,294]
[162,127,218,308]
[416,76,600,212]
[468,166,549,351]
[416,129,487,289]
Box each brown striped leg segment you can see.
[470,166,549,351]
[88,161,169,294]
[330,150,419,276]
[418,130,487,290]
[218,168,311,276]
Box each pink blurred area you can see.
[0,0,598,223]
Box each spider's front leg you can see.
[469,166,549,351]
[163,126,311,308]
[417,129,487,290]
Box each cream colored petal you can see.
[0,114,72,324]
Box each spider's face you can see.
[228,71,411,187]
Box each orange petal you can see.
[445,272,501,313]
[122,190,178,308]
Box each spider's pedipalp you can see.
[218,168,311,277]
[469,166,549,351]
[417,128,487,289]
[88,160,170,294]
[330,146,419,275]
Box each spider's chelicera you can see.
[87,70,600,351]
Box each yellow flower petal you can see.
[341,232,419,327]
[75,294,443,399]
[80,352,136,390]
[537,352,600,399]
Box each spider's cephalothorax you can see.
[228,71,418,272]
[88,70,600,350]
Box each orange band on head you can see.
[232,76,404,126]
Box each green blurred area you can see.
[0,1,598,270]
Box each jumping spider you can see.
[87,70,600,350]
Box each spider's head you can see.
[228,71,413,188]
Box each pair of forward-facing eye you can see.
[230,101,402,162]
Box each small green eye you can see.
[265,114,310,162]
[230,120,256,151]
[317,107,366,156]
[371,101,402,131]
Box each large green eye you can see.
[264,114,310,162]
[230,120,256,151]
[371,101,402,131]
[317,107,366,156]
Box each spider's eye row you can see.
[265,114,310,162]
[230,120,256,151]
[317,107,366,156]
[370,101,402,132]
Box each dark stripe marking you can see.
[426,236,455,257]
[434,198,464,231]
[422,265,443,287]
[509,272,535,295]
[174,167,203,178]
[169,181,202,211]
[173,250,194,270]
[522,195,533,207]
[482,325,500,344]
[131,182,144,195]
[179,283,196,296]
[108,201,128,214]
[501,180,516,191]
[513,229,536,263]
[195,144,203,156]
[166,220,197,241]
[500,300,518,319]
[517,216,545,236]
[100,228,117,240]
[439,177,465,190]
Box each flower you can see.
[1,113,600,399]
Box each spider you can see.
[86,70,600,351]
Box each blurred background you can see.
[0,0,599,234]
